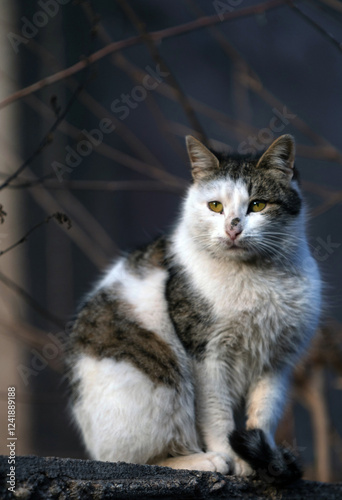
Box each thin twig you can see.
[307,0,342,24]
[0,318,64,373]
[0,133,116,269]
[289,1,342,53]
[0,212,71,257]
[0,172,54,188]
[110,27,342,160]
[180,0,342,156]
[24,91,186,188]
[0,270,65,328]
[116,0,208,144]
[295,144,342,161]
[302,179,341,199]
[7,147,115,267]
[111,54,256,140]
[0,0,287,111]
[0,66,185,194]
[241,77,324,147]
[311,192,342,217]
[81,2,191,160]
[80,6,342,162]
[0,84,84,190]
[25,36,166,168]
[2,137,116,266]
[25,167,114,268]
[7,179,185,193]
[317,0,342,13]
[185,0,253,131]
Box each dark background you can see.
[0,0,341,482]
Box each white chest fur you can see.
[172,225,320,345]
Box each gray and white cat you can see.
[66,134,321,481]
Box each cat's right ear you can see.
[186,136,220,182]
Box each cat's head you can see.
[183,134,303,263]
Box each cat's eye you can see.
[249,201,267,213]
[208,201,223,213]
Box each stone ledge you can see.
[1,455,341,499]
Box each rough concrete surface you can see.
[1,455,342,499]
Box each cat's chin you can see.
[218,238,250,259]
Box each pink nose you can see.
[226,227,242,241]
[226,217,242,241]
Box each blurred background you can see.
[0,0,341,482]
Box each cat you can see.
[66,134,321,482]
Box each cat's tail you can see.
[229,429,302,485]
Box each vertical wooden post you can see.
[0,1,31,456]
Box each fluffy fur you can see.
[66,134,321,481]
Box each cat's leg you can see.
[230,371,303,481]
[71,354,200,465]
[245,371,289,445]
[192,358,237,473]
[231,371,289,476]
[230,373,287,476]
[151,355,235,473]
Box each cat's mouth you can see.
[219,237,245,251]
[228,244,244,252]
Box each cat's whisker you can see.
[259,233,304,245]
[243,239,298,269]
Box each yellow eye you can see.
[250,201,266,213]
[208,201,223,213]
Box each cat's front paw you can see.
[205,451,234,475]
[233,457,254,477]
[156,451,233,474]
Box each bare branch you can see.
[0,270,64,329]
[0,83,84,191]
[1,141,117,267]
[81,2,199,160]
[0,0,287,111]
[116,0,208,144]
[317,0,342,13]
[25,36,166,168]
[289,1,342,53]
[25,167,115,267]
[109,30,342,160]
[7,179,185,194]
[25,93,186,188]
[0,318,64,373]
[0,212,71,257]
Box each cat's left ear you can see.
[186,136,220,182]
[256,134,295,180]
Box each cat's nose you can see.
[226,227,242,241]
[226,218,242,240]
